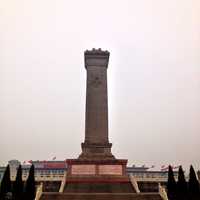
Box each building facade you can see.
[0,160,179,183]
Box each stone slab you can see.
[99,165,122,175]
[67,159,127,176]
[71,165,96,175]
[40,192,162,200]
[65,176,130,183]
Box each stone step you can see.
[40,192,162,200]
[64,182,135,193]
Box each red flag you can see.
[173,165,180,169]
[52,156,56,160]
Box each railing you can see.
[59,171,67,193]
[134,177,168,182]
[21,175,64,181]
[129,174,140,193]
[35,183,43,200]
[159,183,168,200]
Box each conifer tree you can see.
[24,164,36,200]
[167,165,177,200]
[188,165,200,200]
[0,165,11,199]
[197,170,200,181]
[12,164,24,200]
[177,166,188,200]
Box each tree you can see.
[197,170,200,181]
[24,164,36,200]
[188,165,200,200]
[177,166,188,200]
[0,165,11,199]
[167,165,177,200]
[12,165,24,200]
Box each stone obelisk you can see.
[40,49,162,198]
[66,49,127,179]
[79,48,114,160]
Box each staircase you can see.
[64,182,135,193]
[40,192,162,200]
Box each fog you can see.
[0,0,200,170]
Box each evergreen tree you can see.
[0,165,11,199]
[12,165,24,200]
[24,164,36,200]
[188,165,200,200]
[197,170,200,181]
[177,166,188,200]
[167,165,177,200]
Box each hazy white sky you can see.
[0,0,200,170]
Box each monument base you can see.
[40,159,162,199]
[78,142,115,160]
[63,159,136,193]
[66,159,127,176]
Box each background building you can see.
[0,159,184,193]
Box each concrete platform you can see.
[40,192,162,200]
[64,182,134,193]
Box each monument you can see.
[79,49,114,160]
[40,49,162,200]
[66,49,128,179]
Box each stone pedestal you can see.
[79,143,115,160]
[67,159,127,176]
[64,49,131,193]
[64,159,136,193]
[40,49,162,199]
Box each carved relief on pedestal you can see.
[99,165,123,175]
[71,164,96,175]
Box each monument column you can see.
[79,48,114,160]
[66,49,127,183]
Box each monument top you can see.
[84,48,110,68]
[84,48,110,55]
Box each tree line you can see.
[0,164,36,200]
[167,165,200,200]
